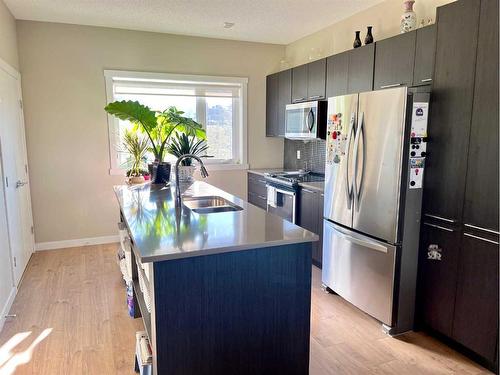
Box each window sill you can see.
[109,163,248,176]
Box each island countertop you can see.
[114,181,318,263]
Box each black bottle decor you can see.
[364,26,374,44]
[353,31,362,48]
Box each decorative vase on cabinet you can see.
[401,0,417,33]
[353,31,362,48]
[364,26,374,44]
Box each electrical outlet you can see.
[296,150,301,159]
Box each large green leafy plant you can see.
[105,101,206,162]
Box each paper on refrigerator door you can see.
[411,102,429,137]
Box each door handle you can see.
[421,78,432,83]
[309,95,323,100]
[344,112,356,209]
[16,180,28,188]
[307,109,315,131]
[464,233,499,245]
[423,222,457,232]
[353,111,365,211]
[464,223,499,235]
[330,222,388,253]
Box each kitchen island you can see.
[114,181,317,375]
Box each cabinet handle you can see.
[423,222,457,232]
[257,195,267,200]
[258,179,266,184]
[421,78,432,83]
[301,188,315,194]
[424,214,458,223]
[381,83,403,89]
[464,232,499,245]
[309,95,323,100]
[294,97,306,102]
[464,224,499,235]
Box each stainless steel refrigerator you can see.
[322,87,430,335]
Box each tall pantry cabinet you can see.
[418,0,499,370]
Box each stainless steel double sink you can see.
[182,196,243,214]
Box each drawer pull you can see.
[381,83,403,89]
[424,214,458,223]
[423,222,457,232]
[464,224,499,235]
[421,78,432,83]
[464,233,499,245]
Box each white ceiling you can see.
[5,0,385,44]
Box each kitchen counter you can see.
[115,180,314,374]
[114,181,317,263]
[248,169,325,192]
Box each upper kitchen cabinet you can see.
[374,31,416,90]
[463,0,499,232]
[266,73,279,137]
[423,0,480,222]
[412,25,436,86]
[347,44,375,94]
[277,69,292,137]
[292,64,308,102]
[307,58,327,100]
[326,51,349,98]
[292,59,326,102]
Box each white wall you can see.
[0,0,18,70]
[284,0,454,67]
[16,21,285,244]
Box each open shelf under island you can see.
[115,181,317,375]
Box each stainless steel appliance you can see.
[285,101,327,140]
[265,171,325,223]
[322,87,430,335]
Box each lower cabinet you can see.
[418,221,499,368]
[452,232,499,363]
[298,188,323,268]
[247,172,267,209]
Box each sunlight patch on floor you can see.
[0,328,52,375]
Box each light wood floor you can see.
[0,244,492,375]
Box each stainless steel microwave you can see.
[285,101,327,140]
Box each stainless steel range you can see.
[264,171,324,223]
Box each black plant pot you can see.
[353,31,362,48]
[151,162,171,184]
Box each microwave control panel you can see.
[408,100,429,189]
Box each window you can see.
[104,70,248,174]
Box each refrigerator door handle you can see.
[353,111,365,211]
[344,111,356,208]
[329,222,389,253]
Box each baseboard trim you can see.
[35,235,120,251]
[0,287,17,332]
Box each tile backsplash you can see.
[283,139,326,174]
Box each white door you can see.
[0,62,34,285]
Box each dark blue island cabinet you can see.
[149,243,312,375]
[115,182,317,375]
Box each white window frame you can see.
[104,70,248,175]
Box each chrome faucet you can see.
[175,154,209,206]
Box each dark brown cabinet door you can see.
[452,233,499,362]
[292,64,308,103]
[373,31,416,89]
[423,0,480,222]
[266,73,279,137]
[347,44,375,94]
[326,52,349,98]
[307,58,326,100]
[418,222,461,337]
[299,188,318,233]
[314,193,324,268]
[413,25,436,86]
[247,173,267,209]
[277,69,292,137]
[463,0,499,232]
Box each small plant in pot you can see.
[167,132,210,182]
[121,129,149,184]
[105,101,206,184]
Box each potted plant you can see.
[121,129,149,184]
[167,132,210,182]
[105,101,206,184]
